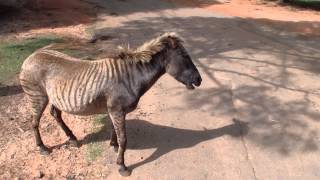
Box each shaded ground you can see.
[1,0,320,179]
[0,0,95,39]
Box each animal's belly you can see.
[68,103,106,116]
[51,97,107,116]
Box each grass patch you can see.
[93,115,107,127]
[0,35,64,82]
[86,142,104,162]
[86,115,107,162]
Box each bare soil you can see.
[1,0,320,179]
[177,0,320,36]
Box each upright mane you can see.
[118,32,183,63]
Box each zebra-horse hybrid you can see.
[20,32,202,176]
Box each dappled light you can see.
[1,0,320,179]
[92,14,320,156]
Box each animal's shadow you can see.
[80,117,248,170]
[0,84,22,96]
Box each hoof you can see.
[68,139,79,147]
[119,166,131,177]
[39,146,51,155]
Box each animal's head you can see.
[163,33,202,90]
[118,32,202,89]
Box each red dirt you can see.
[203,0,320,22]
[177,0,320,36]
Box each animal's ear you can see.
[167,36,178,49]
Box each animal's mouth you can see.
[185,81,201,90]
[186,84,195,90]
[179,74,202,90]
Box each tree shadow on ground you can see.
[84,0,221,15]
[179,84,320,155]
[80,118,248,170]
[2,1,320,169]
[94,15,320,156]
[0,0,221,36]
[0,0,95,35]
[3,14,319,157]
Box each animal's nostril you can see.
[196,76,202,83]
[193,75,202,86]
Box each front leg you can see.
[110,122,119,152]
[108,109,131,176]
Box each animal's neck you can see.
[97,49,167,98]
[134,51,166,97]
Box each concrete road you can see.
[87,0,320,179]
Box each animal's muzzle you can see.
[193,74,202,87]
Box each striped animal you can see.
[19,32,202,176]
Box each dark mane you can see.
[117,32,183,63]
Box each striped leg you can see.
[109,110,131,176]
[29,96,50,155]
[50,105,78,147]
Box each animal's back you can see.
[20,49,101,114]
[21,49,88,80]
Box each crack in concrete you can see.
[229,83,258,180]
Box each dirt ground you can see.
[1,0,320,179]
[178,0,320,36]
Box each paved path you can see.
[87,0,320,179]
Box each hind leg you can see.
[30,97,50,155]
[50,105,78,147]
